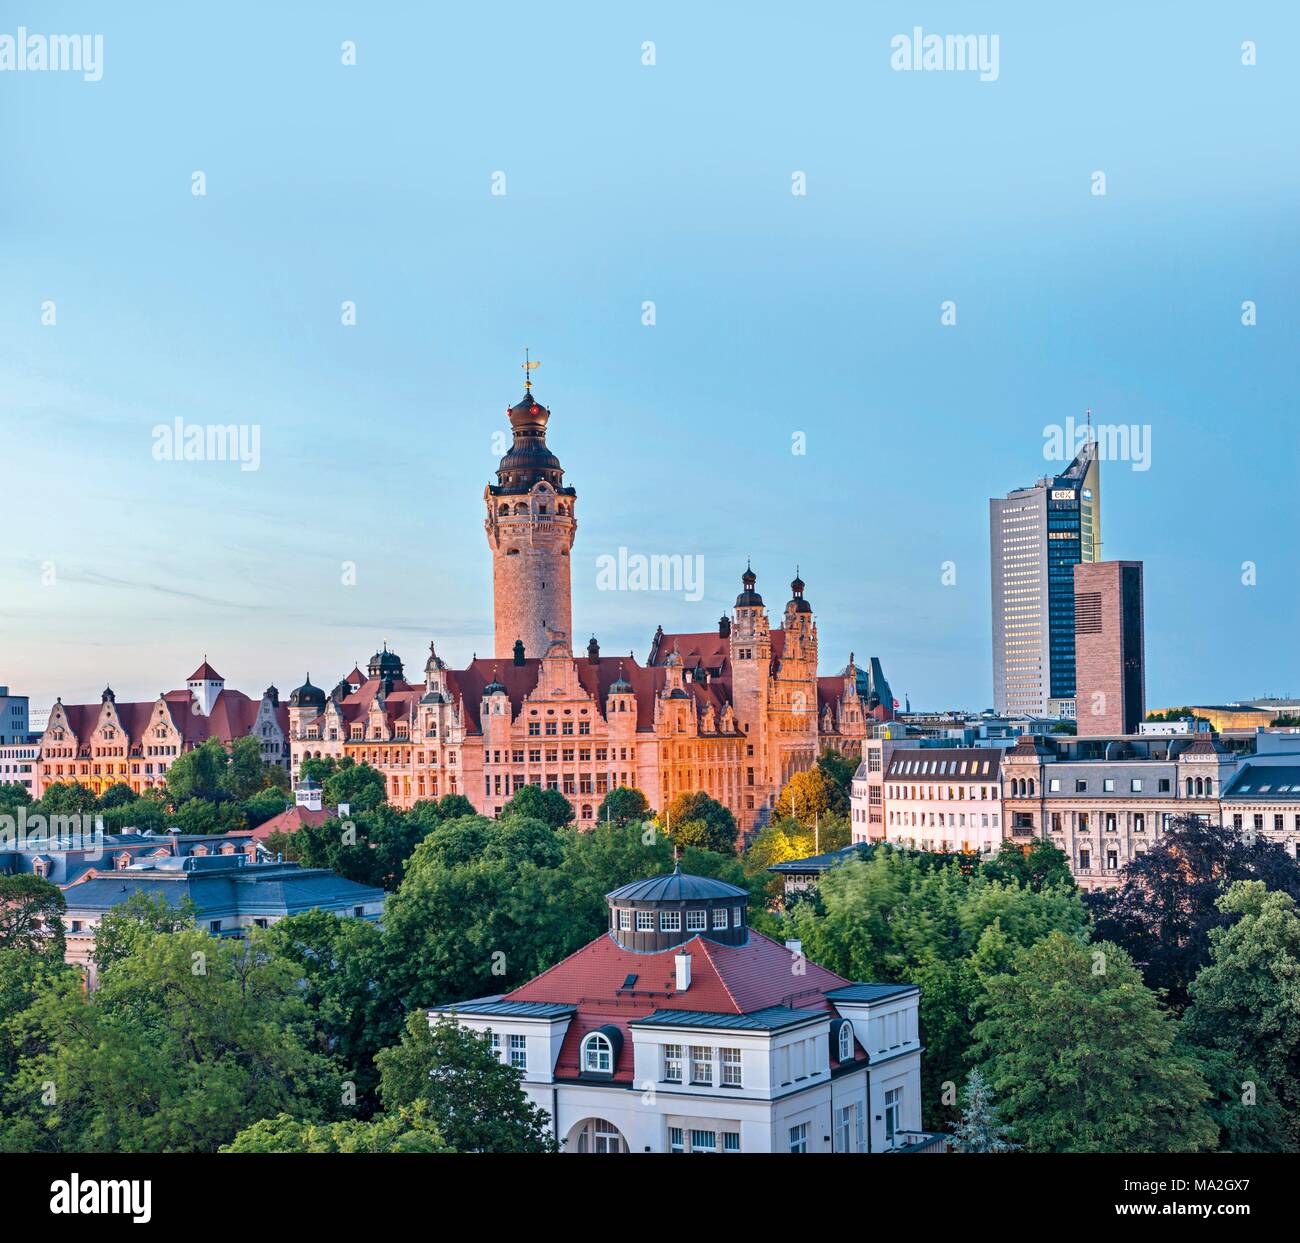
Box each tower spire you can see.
[522,347,539,393]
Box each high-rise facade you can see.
[990,440,1100,716]
[1074,560,1145,736]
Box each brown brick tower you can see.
[1074,560,1145,735]
[484,373,577,659]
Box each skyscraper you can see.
[1074,560,1145,736]
[989,439,1101,716]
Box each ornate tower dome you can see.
[483,355,577,661]
[367,643,404,683]
[605,865,750,951]
[289,675,326,709]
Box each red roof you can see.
[504,930,857,1083]
[188,661,223,682]
[252,804,331,843]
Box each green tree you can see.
[501,784,574,829]
[596,786,651,828]
[266,909,400,1113]
[785,848,1088,1127]
[1180,881,1300,1150]
[0,928,340,1153]
[222,1102,451,1152]
[91,891,197,976]
[222,736,276,800]
[165,737,229,804]
[0,781,32,807]
[660,791,736,855]
[0,875,66,957]
[35,781,98,815]
[376,1012,555,1152]
[322,759,388,812]
[380,815,572,1008]
[971,932,1217,1152]
[980,839,1074,892]
[96,782,136,809]
[950,1067,1017,1152]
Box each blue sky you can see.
[1,1,1297,714]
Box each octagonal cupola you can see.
[606,864,749,951]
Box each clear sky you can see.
[1,1,1297,715]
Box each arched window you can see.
[1028,779,1035,796]
[1186,777,1194,796]
[838,1021,853,1062]
[582,1031,614,1074]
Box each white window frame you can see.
[582,1032,614,1074]
[660,910,681,932]
[837,1022,853,1062]
[789,1122,808,1153]
[635,910,654,932]
[689,1045,713,1086]
[712,908,728,930]
[720,1046,742,1087]
[662,1043,683,1083]
[686,909,707,932]
[508,1033,527,1070]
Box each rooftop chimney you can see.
[674,952,692,992]
[785,939,803,956]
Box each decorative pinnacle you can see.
[522,347,540,392]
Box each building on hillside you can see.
[287,377,895,832]
[1000,730,1300,891]
[34,663,290,798]
[990,438,1101,718]
[432,866,942,1154]
[60,853,386,987]
[1074,561,1145,736]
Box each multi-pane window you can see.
[618,909,631,930]
[690,1130,717,1153]
[660,910,681,932]
[712,908,728,930]
[663,1044,683,1082]
[838,1105,855,1153]
[884,1087,903,1147]
[636,911,654,931]
[509,1034,527,1070]
[722,1131,740,1153]
[789,1122,808,1153]
[669,1127,684,1153]
[689,1046,713,1085]
[686,910,707,931]
[488,1032,501,1058]
[720,1047,742,1086]
[732,906,743,927]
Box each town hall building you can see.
[286,377,895,830]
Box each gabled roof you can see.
[250,804,330,843]
[188,661,223,682]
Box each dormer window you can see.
[838,1021,853,1063]
[582,1032,614,1074]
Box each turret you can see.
[484,362,577,660]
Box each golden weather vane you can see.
[522,347,540,392]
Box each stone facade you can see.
[34,663,289,798]
[288,382,895,832]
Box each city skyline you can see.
[3,3,1298,714]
